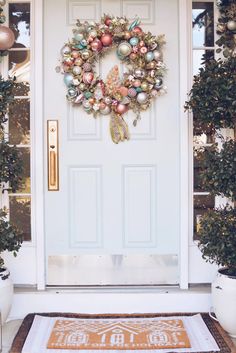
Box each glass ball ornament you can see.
[61,45,71,56]
[67,87,77,98]
[145,51,154,62]
[80,39,87,47]
[83,72,94,84]
[72,66,82,75]
[104,96,112,105]
[117,42,132,57]
[128,88,137,97]
[227,20,236,32]
[129,37,139,46]
[74,32,84,42]
[81,50,90,60]
[134,68,145,78]
[101,33,113,46]
[83,99,92,111]
[74,58,83,66]
[79,82,86,91]
[116,103,128,114]
[89,29,97,38]
[153,50,161,61]
[0,0,6,6]
[100,105,111,115]
[63,73,74,87]
[0,25,15,50]
[155,77,163,89]
[141,82,149,91]
[137,92,148,104]
[91,38,102,52]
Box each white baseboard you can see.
[9,287,212,320]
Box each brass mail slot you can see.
[47,120,59,191]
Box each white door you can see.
[44,0,181,286]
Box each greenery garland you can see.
[59,15,166,143]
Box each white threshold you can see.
[9,285,212,320]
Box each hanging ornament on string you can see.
[0,0,15,59]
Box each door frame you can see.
[34,0,190,290]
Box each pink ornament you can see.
[88,36,94,43]
[74,93,84,104]
[91,39,102,52]
[71,50,79,58]
[105,18,112,26]
[133,80,141,87]
[130,53,137,60]
[99,102,106,110]
[132,46,139,53]
[133,26,142,34]
[140,46,148,54]
[128,88,137,97]
[64,57,74,66]
[116,103,128,114]
[139,40,145,47]
[83,62,92,72]
[119,86,128,96]
[83,72,94,84]
[101,33,113,46]
[0,25,15,50]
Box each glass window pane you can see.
[192,2,214,47]
[193,49,214,75]
[9,3,30,49]
[8,50,30,96]
[194,194,215,240]
[16,148,31,193]
[9,196,31,241]
[8,98,30,145]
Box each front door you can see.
[44,0,181,286]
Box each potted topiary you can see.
[185,0,236,337]
[0,76,23,323]
[0,208,22,323]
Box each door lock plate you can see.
[47,120,59,191]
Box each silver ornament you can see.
[227,20,236,31]
[104,96,112,105]
[134,68,145,78]
[0,0,6,6]
[89,29,97,38]
[100,106,111,115]
[61,45,71,56]
[73,78,80,86]
[153,50,161,61]
[155,77,163,89]
[137,92,148,104]
[63,73,74,87]
[67,87,77,98]
[129,37,139,46]
[83,99,92,111]
[117,42,132,57]
[81,50,90,60]
[72,66,82,75]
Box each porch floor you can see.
[2,317,236,353]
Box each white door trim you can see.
[33,0,45,290]
[179,0,191,289]
[33,0,191,290]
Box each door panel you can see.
[44,0,180,285]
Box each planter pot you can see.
[212,268,236,338]
[0,268,13,324]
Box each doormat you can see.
[9,313,235,353]
[47,318,191,350]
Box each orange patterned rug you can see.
[47,318,191,350]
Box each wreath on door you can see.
[58,15,166,143]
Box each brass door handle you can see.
[47,120,59,191]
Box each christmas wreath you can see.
[58,15,166,143]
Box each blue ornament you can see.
[84,91,92,99]
[64,73,74,87]
[145,52,154,62]
[135,87,142,93]
[128,18,141,31]
[129,37,139,46]
[80,39,87,47]
[74,32,84,42]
